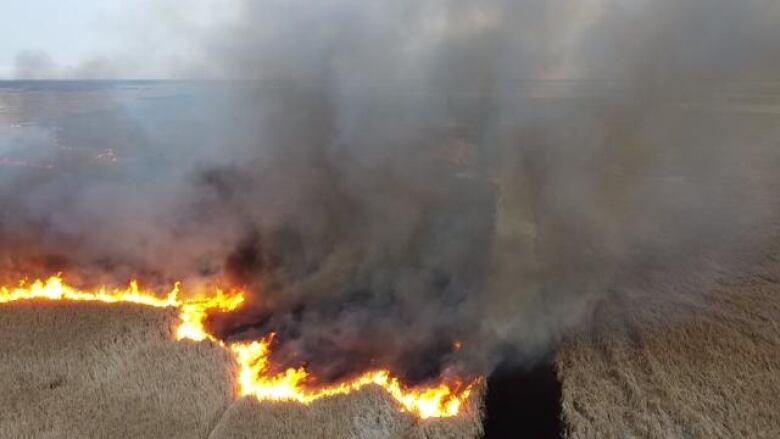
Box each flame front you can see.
[0,276,476,419]
[175,290,245,342]
[0,277,179,308]
[232,338,474,418]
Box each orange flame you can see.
[232,338,474,418]
[0,276,476,419]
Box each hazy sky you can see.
[0,0,235,78]
[1,1,115,76]
[0,0,612,80]
[2,0,776,80]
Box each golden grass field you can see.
[557,246,780,438]
[0,301,483,439]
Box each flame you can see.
[0,276,243,343]
[175,290,245,342]
[232,338,474,418]
[0,276,476,419]
[0,277,179,308]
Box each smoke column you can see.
[2,0,780,380]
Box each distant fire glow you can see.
[0,276,477,419]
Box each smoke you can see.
[3,0,780,381]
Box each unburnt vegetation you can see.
[209,386,483,439]
[0,302,235,438]
[558,248,780,438]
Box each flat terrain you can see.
[0,302,234,438]
[0,301,482,439]
[558,246,780,438]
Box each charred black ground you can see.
[212,305,468,385]
[484,355,562,439]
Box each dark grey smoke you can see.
[2,0,780,381]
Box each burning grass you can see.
[0,275,481,428]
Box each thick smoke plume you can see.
[2,0,780,381]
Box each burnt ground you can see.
[484,357,563,439]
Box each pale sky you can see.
[0,0,682,81]
[0,0,236,78]
[1,1,118,76]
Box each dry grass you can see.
[558,253,780,438]
[209,385,484,439]
[0,302,235,438]
[0,301,483,439]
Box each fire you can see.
[232,338,474,418]
[0,276,476,419]
[175,290,245,342]
[0,276,244,343]
[0,277,179,308]
[453,340,463,351]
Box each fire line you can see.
[0,276,477,419]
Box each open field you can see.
[0,301,483,439]
[0,302,234,438]
[210,388,483,439]
[558,244,780,438]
